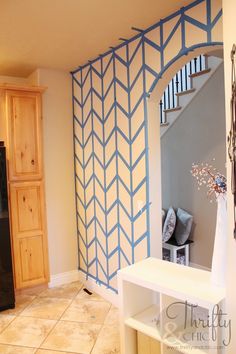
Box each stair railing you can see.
[159,55,207,124]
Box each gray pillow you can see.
[174,208,193,245]
[162,207,176,242]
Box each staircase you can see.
[160,54,223,137]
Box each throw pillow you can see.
[162,209,166,228]
[162,207,176,242]
[174,208,193,245]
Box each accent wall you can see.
[72,0,223,292]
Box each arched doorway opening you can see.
[147,44,225,269]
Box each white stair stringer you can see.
[160,56,223,138]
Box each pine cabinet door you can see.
[10,181,49,288]
[6,90,43,181]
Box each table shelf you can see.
[118,257,226,354]
[163,336,209,354]
[125,304,161,342]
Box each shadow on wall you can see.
[161,63,226,269]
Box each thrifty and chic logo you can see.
[162,301,231,348]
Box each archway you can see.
[147,44,224,262]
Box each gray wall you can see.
[161,63,226,269]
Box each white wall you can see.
[161,64,226,269]
[223,0,236,352]
[31,68,78,278]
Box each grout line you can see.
[59,318,108,325]
[1,313,59,350]
[0,314,16,335]
[75,298,112,303]
[0,343,37,352]
[56,299,74,321]
[0,282,117,353]
[13,295,38,316]
[88,302,112,353]
[36,348,83,354]
[89,322,105,354]
[37,282,86,350]
[0,296,38,342]
[103,304,112,325]
[35,316,60,351]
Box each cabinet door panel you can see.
[7,91,42,181]
[18,236,46,286]
[10,181,49,288]
[10,182,43,238]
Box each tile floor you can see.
[0,282,120,354]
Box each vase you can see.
[211,193,227,287]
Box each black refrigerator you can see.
[0,141,15,311]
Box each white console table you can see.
[118,258,226,354]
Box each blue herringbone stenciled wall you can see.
[72,0,223,292]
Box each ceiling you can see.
[0,0,192,77]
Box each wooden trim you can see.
[41,179,50,283]
[189,68,211,78]
[0,83,47,93]
[163,106,181,113]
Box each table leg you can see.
[172,248,177,263]
[185,245,189,266]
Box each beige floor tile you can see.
[41,321,101,353]
[0,316,56,348]
[104,306,119,325]
[91,324,120,354]
[61,299,111,324]
[0,344,36,353]
[39,282,83,300]
[76,289,110,303]
[2,295,36,315]
[16,285,47,297]
[0,315,16,333]
[20,297,72,320]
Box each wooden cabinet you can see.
[0,84,49,289]
[6,90,42,181]
[10,181,49,288]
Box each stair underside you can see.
[175,88,196,96]
[160,55,223,137]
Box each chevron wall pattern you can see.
[72,0,223,292]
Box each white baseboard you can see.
[49,269,80,288]
[48,269,118,306]
[190,262,211,272]
[78,271,118,307]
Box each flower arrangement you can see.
[191,162,227,200]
